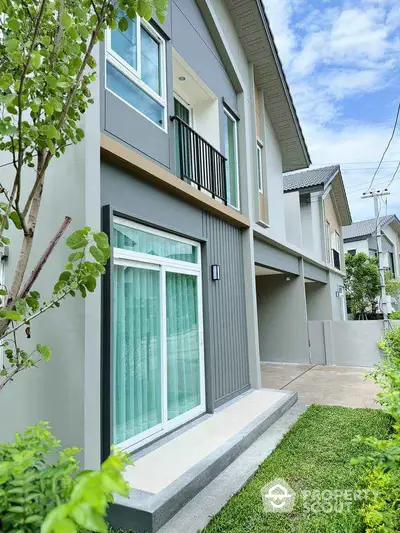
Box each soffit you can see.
[223,0,311,172]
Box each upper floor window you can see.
[223,107,240,209]
[331,231,341,270]
[106,13,167,130]
[256,141,263,193]
[347,249,356,256]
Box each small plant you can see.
[0,421,130,533]
[352,326,400,532]
[389,309,400,320]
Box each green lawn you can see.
[202,405,391,533]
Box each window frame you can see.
[112,218,205,453]
[256,139,264,193]
[223,106,240,210]
[106,16,168,132]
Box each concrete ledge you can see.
[100,134,250,229]
[108,390,297,533]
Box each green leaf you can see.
[0,289,7,296]
[61,12,72,29]
[66,231,88,250]
[118,17,129,32]
[93,232,109,250]
[68,251,85,262]
[26,296,40,311]
[59,271,72,282]
[42,124,61,140]
[9,211,22,230]
[31,51,42,69]
[84,276,96,293]
[0,309,23,321]
[15,299,27,316]
[0,93,15,106]
[71,505,107,533]
[45,74,58,89]
[90,245,104,264]
[37,344,52,362]
[5,38,19,53]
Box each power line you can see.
[385,161,400,189]
[366,102,400,192]
[314,159,400,165]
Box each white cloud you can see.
[263,0,400,220]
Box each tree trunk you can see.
[7,153,45,310]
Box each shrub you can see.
[389,309,400,320]
[352,326,400,532]
[0,422,129,533]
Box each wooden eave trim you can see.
[100,135,250,229]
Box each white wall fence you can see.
[309,320,400,367]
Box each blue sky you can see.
[263,0,400,222]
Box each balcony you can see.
[171,115,228,205]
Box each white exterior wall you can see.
[311,193,324,263]
[284,191,302,248]
[0,143,87,452]
[0,49,101,467]
[382,224,400,278]
[344,238,369,255]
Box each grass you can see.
[202,405,391,533]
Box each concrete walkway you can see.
[261,363,380,409]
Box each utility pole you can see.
[361,189,390,329]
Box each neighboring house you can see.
[343,215,400,279]
[344,215,400,312]
[0,1,352,531]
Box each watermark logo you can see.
[261,479,379,515]
[260,478,296,514]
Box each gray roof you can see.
[283,165,340,192]
[343,215,400,241]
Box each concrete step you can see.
[108,389,299,533]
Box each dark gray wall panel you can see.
[101,163,249,411]
[101,162,203,239]
[104,91,170,169]
[304,261,328,284]
[202,212,249,406]
[254,239,300,275]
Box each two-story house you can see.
[0,1,352,531]
[344,215,400,313]
[343,215,400,279]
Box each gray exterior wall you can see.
[101,0,238,172]
[256,273,310,364]
[305,282,333,321]
[101,162,249,422]
[0,144,87,452]
[254,238,300,275]
[309,320,400,367]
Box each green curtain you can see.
[113,265,161,444]
[166,272,201,421]
[113,223,197,263]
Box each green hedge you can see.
[352,326,400,532]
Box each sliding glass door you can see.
[112,219,204,450]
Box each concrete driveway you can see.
[261,363,380,409]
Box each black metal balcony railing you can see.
[171,115,228,205]
[332,249,341,270]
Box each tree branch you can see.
[19,215,72,299]
[41,0,110,174]
[16,0,48,198]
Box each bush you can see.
[389,309,400,320]
[352,326,400,532]
[0,422,130,533]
